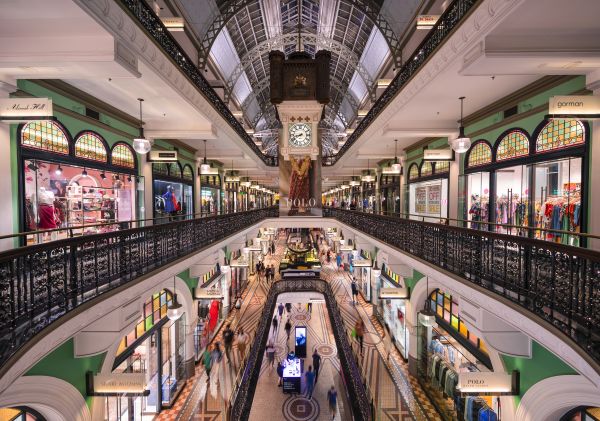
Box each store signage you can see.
[379,287,409,299]
[149,150,178,161]
[382,166,401,175]
[423,148,453,161]
[194,287,223,300]
[161,17,184,31]
[0,98,53,122]
[353,259,372,267]
[93,373,147,394]
[416,15,440,29]
[457,371,519,396]
[549,95,600,116]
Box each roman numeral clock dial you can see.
[288,123,312,147]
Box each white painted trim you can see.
[516,375,600,421]
[0,376,91,421]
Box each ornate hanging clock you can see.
[288,122,312,147]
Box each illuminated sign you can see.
[423,148,454,161]
[161,17,185,31]
[194,287,224,300]
[93,373,147,394]
[379,287,409,299]
[549,95,600,117]
[457,371,519,395]
[417,15,440,29]
[0,98,53,122]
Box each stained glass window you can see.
[171,163,183,179]
[111,143,135,168]
[536,119,585,153]
[466,141,492,168]
[429,289,488,355]
[116,290,172,357]
[74,132,108,162]
[435,161,450,173]
[420,161,433,177]
[183,164,194,181]
[21,121,69,154]
[496,130,529,161]
[153,162,169,176]
[408,164,419,180]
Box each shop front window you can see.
[153,180,193,220]
[494,164,529,235]
[407,178,448,221]
[23,159,139,243]
[462,172,490,229]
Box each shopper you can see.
[270,264,276,282]
[284,317,292,342]
[202,346,212,382]
[223,324,234,362]
[210,342,223,383]
[327,386,338,419]
[304,366,315,399]
[271,242,275,255]
[278,302,285,320]
[382,328,394,362]
[266,339,276,367]
[237,327,248,360]
[272,316,278,334]
[351,279,359,305]
[277,360,284,387]
[285,302,292,313]
[336,253,342,269]
[307,301,312,314]
[235,295,242,310]
[354,319,365,354]
[312,349,321,383]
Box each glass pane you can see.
[465,172,490,229]
[494,165,529,235]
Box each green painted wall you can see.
[405,270,424,291]
[178,268,199,292]
[501,340,577,407]
[25,338,105,408]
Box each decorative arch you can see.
[111,142,136,169]
[20,120,70,155]
[466,140,493,168]
[535,119,585,153]
[434,161,450,174]
[408,163,419,181]
[420,161,433,177]
[152,162,169,177]
[73,131,108,162]
[182,164,194,181]
[171,162,183,179]
[495,129,530,161]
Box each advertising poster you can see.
[427,184,441,214]
[295,326,307,358]
[415,186,427,213]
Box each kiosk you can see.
[282,352,303,394]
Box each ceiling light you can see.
[27,162,39,172]
[200,139,211,174]
[133,98,153,154]
[362,159,375,182]
[100,172,106,180]
[345,128,354,135]
[449,96,471,154]
[390,139,402,173]
[55,165,63,176]
[82,168,88,177]
[357,110,368,117]
[377,79,392,87]
[246,129,255,135]
[161,17,184,31]
[167,278,183,321]
[232,111,244,118]
[349,179,360,186]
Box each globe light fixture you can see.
[200,140,211,174]
[390,139,402,173]
[133,98,153,154]
[449,96,471,154]
[418,276,436,326]
[167,277,183,321]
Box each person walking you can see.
[312,349,321,383]
[266,339,276,368]
[307,301,312,314]
[210,342,223,384]
[278,302,285,320]
[223,324,234,362]
[270,264,276,282]
[272,316,278,334]
[304,366,315,399]
[351,279,359,305]
[382,328,394,362]
[202,346,212,382]
[271,242,275,255]
[284,317,292,342]
[327,386,338,419]
[285,302,292,313]
[277,360,284,387]
[335,253,342,269]
[354,319,365,354]
[237,327,248,360]
[264,265,271,284]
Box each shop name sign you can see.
[379,287,409,299]
[416,15,440,29]
[549,95,600,116]
[0,98,53,121]
[93,373,147,394]
[457,371,519,395]
[194,287,223,300]
[423,148,454,161]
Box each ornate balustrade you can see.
[117,0,277,167]
[231,277,371,421]
[0,207,278,371]
[324,0,479,166]
[323,207,600,368]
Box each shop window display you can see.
[152,162,194,220]
[494,164,529,235]
[405,161,449,221]
[375,264,409,359]
[200,175,221,216]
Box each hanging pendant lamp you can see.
[167,277,183,321]
[391,139,402,173]
[133,98,153,154]
[362,159,375,182]
[450,96,471,154]
[200,139,211,174]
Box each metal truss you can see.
[198,0,402,70]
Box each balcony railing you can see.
[117,0,277,167]
[324,0,479,166]
[230,277,371,421]
[0,206,278,372]
[324,207,600,369]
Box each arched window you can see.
[496,130,529,161]
[183,164,194,181]
[111,143,136,168]
[408,163,419,180]
[74,132,108,162]
[466,140,492,168]
[420,161,433,177]
[171,162,183,179]
[536,119,585,153]
[152,162,169,176]
[435,161,450,174]
[21,120,70,154]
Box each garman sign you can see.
[549,95,600,117]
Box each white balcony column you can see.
[587,71,600,250]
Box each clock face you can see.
[288,123,312,147]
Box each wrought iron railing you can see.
[230,278,371,421]
[116,0,278,167]
[0,206,278,372]
[324,207,600,369]
[324,0,479,166]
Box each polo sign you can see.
[457,371,519,396]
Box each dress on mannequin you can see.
[38,187,58,229]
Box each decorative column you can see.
[194,159,201,216]
[0,82,16,251]
[586,71,600,250]
[448,143,460,221]
[375,167,382,214]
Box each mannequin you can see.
[162,185,177,219]
[38,187,57,229]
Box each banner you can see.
[427,184,441,214]
[415,186,427,213]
